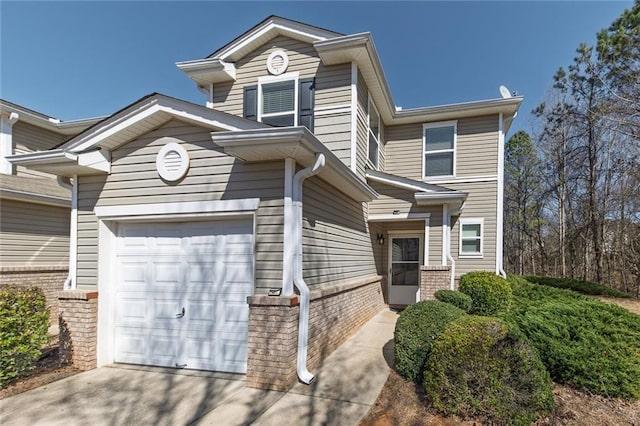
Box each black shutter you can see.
[243,85,257,121]
[298,78,315,131]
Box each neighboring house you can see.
[7,16,521,390]
[0,100,102,319]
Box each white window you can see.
[258,73,298,127]
[423,121,456,178]
[459,218,483,257]
[367,97,380,169]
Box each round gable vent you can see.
[156,139,189,182]
[267,50,289,75]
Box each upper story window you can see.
[423,121,456,179]
[367,98,380,169]
[244,72,315,131]
[459,218,483,257]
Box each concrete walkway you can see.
[0,308,397,426]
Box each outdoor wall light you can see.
[377,233,385,245]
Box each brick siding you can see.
[246,275,384,391]
[0,266,68,323]
[420,265,451,300]
[58,290,98,371]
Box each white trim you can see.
[156,141,190,182]
[366,171,436,193]
[424,217,430,266]
[496,113,505,274]
[366,96,381,170]
[442,204,448,265]
[422,120,457,180]
[69,176,78,288]
[350,61,358,173]
[257,72,299,126]
[94,199,260,219]
[267,50,289,75]
[282,158,295,296]
[368,212,430,222]
[424,175,498,184]
[387,233,423,305]
[459,217,484,258]
[314,106,352,116]
[0,112,19,174]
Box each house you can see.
[7,16,521,391]
[0,100,102,320]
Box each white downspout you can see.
[497,113,506,277]
[443,205,455,290]
[57,175,78,289]
[292,153,325,385]
[0,112,19,174]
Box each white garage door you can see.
[114,218,253,373]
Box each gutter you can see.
[292,152,325,384]
[57,176,78,289]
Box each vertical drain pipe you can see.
[293,153,325,384]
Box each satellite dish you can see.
[499,85,512,99]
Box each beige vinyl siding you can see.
[302,176,379,288]
[450,181,498,275]
[355,71,384,179]
[0,199,69,266]
[383,114,499,180]
[211,36,353,166]
[75,119,284,292]
[13,122,67,178]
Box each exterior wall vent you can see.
[156,138,189,182]
[267,50,289,75]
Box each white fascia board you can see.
[414,191,468,207]
[368,212,430,222]
[176,58,236,85]
[94,199,260,219]
[366,170,451,193]
[7,149,77,165]
[212,127,378,202]
[0,102,103,136]
[0,189,70,207]
[7,149,110,176]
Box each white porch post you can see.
[0,112,19,174]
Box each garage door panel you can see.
[115,218,253,373]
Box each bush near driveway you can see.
[434,289,472,312]
[459,271,512,315]
[0,286,49,387]
[423,315,555,425]
[524,275,630,298]
[503,276,640,400]
[394,301,465,382]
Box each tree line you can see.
[504,1,639,296]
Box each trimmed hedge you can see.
[524,275,630,298]
[423,315,555,425]
[434,290,472,312]
[0,286,49,387]
[459,271,512,315]
[502,277,640,400]
[394,301,465,382]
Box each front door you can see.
[388,235,422,305]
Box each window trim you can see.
[257,72,299,126]
[366,96,381,170]
[422,120,457,180]
[459,217,484,258]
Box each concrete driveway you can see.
[0,309,398,426]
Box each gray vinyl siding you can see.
[383,114,499,180]
[301,176,379,288]
[13,122,67,179]
[75,119,284,292]
[0,199,69,266]
[450,180,498,275]
[211,36,353,167]
[355,71,384,179]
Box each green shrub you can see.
[459,271,512,315]
[0,286,49,387]
[434,290,472,312]
[501,279,640,399]
[423,315,555,425]
[524,275,630,298]
[394,301,465,382]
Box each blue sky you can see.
[0,1,633,136]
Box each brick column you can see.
[420,266,451,300]
[246,295,299,391]
[58,290,98,370]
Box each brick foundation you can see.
[58,290,98,370]
[420,265,451,300]
[246,275,384,391]
[0,266,68,323]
